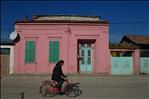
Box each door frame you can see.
[1,45,14,75]
[77,39,96,73]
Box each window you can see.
[81,49,84,64]
[25,41,35,63]
[0,48,10,55]
[49,41,59,63]
[88,49,91,64]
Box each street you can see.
[1,75,149,99]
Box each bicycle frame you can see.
[48,77,69,93]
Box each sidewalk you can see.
[1,73,149,79]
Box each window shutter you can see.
[25,41,30,63]
[49,41,59,63]
[25,41,35,63]
[30,41,35,62]
[49,41,55,62]
[54,41,59,62]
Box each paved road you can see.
[1,76,149,99]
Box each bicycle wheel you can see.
[66,86,82,97]
[39,83,56,97]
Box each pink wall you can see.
[14,23,109,74]
[133,49,140,74]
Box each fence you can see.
[140,57,149,74]
[111,57,133,75]
[140,50,149,74]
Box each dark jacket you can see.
[51,64,66,82]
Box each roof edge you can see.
[15,20,109,24]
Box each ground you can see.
[1,75,149,99]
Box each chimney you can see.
[24,15,29,22]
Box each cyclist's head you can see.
[57,60,64,66]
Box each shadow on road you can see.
[64,82,82,97]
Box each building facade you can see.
[0,40,14,77]
[13,15,110,74]
[120,35,149,74]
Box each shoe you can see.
[57,92,65,95]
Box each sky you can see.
[1,1,149,43]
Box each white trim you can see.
[0,45,14,74]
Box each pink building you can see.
[13,15,110,74]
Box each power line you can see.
[110,22,149,24]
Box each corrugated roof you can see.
[15,15,109,24]
[110,43,138,49]
[33,15,100,22]
[121,35,149,44]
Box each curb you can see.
[1,74,149,80]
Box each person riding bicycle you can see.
[51,60,66,95]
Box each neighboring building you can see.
[120,35,149,49]
[0,40,14,77]
[120,35,149,74]
[13,15,110,74]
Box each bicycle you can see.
[39,76,82,97]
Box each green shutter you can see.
[30,41,35,62]
[25,52,31,63]
[25,41,30,63]
[49,41,55,62]
[25,41,35,63]
[54,41,59,62]
[49,41,59,63]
